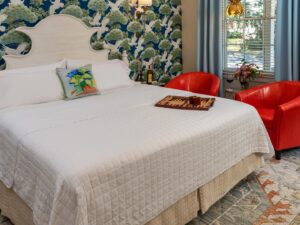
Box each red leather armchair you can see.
[165,72,220,96]
[235,81,300,160]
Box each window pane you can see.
[245,0,264,18]
[244,20,263,42]
[223,0,277,72]
[244,51,263,70]
[226,45,244,68]
[263,19,276,45]
[226,20,244,44]
[244,20,263,69]
[268,46,275,71]
[263,18,276,71]
[265,0,277,18]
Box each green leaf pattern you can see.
[0,0,182,82]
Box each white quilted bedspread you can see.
[0,84,273,225]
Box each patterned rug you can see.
[1,149,300,225]
[189,148,300,225]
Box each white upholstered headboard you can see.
[3,14,128,70]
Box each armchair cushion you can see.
[256,108,275,129]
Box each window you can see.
[223,0,277,73]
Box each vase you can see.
[239,78,250,90]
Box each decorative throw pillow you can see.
[56,65,99,99]
[67,59,134,91]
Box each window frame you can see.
[223,0,277,75]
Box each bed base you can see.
[0,154,263,225]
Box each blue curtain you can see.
[197,0,223,77]
[275,0,300,81]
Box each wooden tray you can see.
[155,96,215,111]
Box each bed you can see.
[0,15,273,225]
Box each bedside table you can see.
[140,81,165,87]
[222,77,242,99]
[224,88,240,99]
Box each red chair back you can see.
[165,72,220,96]
[235,82,300,108]
[235,81,300,155]
[280,82,300,104]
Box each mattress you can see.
[0,84,273,225]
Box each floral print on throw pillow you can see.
[57,64,99,99]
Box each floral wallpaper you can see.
[0,0,182,83]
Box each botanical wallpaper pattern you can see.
[0,0,182,83]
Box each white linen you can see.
[66,58,105,68]
[0,60,66,109]
[0,60,66,74]
[0,84,273,225]
[67,59,135,91]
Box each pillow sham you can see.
[0,69,64,110]
[67,59,105,69]
[56,64,99,100]
[67,59,134,91]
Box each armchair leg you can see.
[275,150,281,160]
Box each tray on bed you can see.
[155,96,215,111]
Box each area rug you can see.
[188,148,300,225]
[1,149,300,225]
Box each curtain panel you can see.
[197,0,223,77]
[275,0,300,81]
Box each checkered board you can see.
[155,96,216,111]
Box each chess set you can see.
[155,96,216,111]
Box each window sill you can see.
[223,69,275,80]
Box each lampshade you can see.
[131,0,152,6]
[137,0,152,7]
[226,0,244,17]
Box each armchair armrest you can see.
[273,96,300,150]
[209,77,220,97]
[235,87,264,108]
[278,96,300,112]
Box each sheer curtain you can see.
[275,0,300,81]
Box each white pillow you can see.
[1,60,66,75]
[67,59,134,91]
[0,61,66,109]
[67,59,105,69]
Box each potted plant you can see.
[234,60,262,89]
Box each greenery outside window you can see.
[223,0,277,74]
